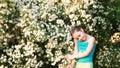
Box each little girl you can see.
[66,25,96,68]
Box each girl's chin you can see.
[78,39,82,41]
[78,39,85,42]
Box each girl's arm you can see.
[65,59,76,68]
[65,39,78,66]
[67,37,95,59]
[73,39,78,54]
[65,39,78,62]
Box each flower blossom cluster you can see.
[0,0,119,68]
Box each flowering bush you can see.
[0,0,119,68]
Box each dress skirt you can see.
[75,62,93,68]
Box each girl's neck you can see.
[82,33,88,42]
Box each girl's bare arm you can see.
[67,37,95,59]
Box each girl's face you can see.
[72,30,85,41]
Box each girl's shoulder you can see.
[87,35,95,43]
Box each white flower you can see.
[35,60,43,67]
[89,0,94,5]
[66,33,72,41]
[56,19,64,26]
[69,14,75,19]
[81,10,86,16]
[93,4,97,8]
[104,12,109,15]
[61,0,70,4]
[92,18,97,23]
[88,25,93,31]
[0,9,7,15]
[0,65,4,68]
[0,3,7,8]
[83,0,89,4]
[69,5,79,13]
[48,14,58,21]
[41,11,47,19]
[71,21,75,26]
[76,21,81,25]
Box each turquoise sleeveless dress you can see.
[75,40,96,68]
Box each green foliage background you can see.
[0,0,119,68]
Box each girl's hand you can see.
[65,54,71,63]
[66,54,75,60]
[65,54,76,68]
[74,39,78,43]
[66,64,73,68]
